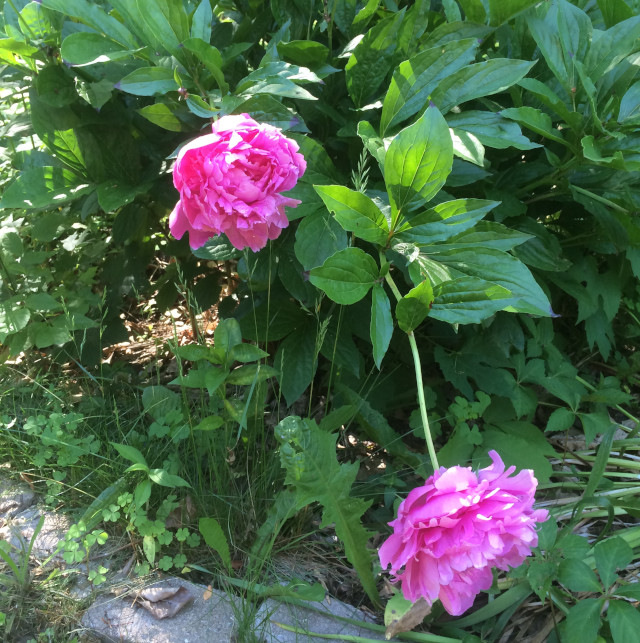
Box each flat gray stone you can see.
[0,478,36,519]
[255,597,392,642]
[81,577,240,642]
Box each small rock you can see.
[255,596,394,642]
[82,577,240,642]
[0,478,36,519]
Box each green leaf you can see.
[488,0,539,26]
[141,386,181,420]
[116,67,179,96]
[134,479,152,508]
[110,442,148,468]
[25,293,61,312]
[294,211,348,270]
[314,185,389,245]
[190,0,213,42]
[425,247,552,317]
[277,41,329,67]
[381,38,479,134]
[563,598,604,643]
[30,323,70,348]
[447,111,540,150]
[183,38,228,94]
[614,584,640,601]
[199,517,231,571]
[230,344,269,363]
[370,284,393,369]
[0,167,92,210]
[396,199,499,244]
[143,534,155,564]
[594,537,633,590]
[97,180,152,212]
[618,80,640,124]
[225,364,278,385]
[396,280,433,333]
[558,559,602,593]
[500,106,567,146]
[608,600,640,643]
[431,59,536,115]
[309,248,379,305]
[429,277,511,325]
[580,412,614,445]
[0,303,30,339]
[451,129,484,166]
[275,325,318,407]
[61,32,135,66]
[275,416,379,606]
[193,416,224,432]
[384,106,453,216]
[546,408,575,432]
[345,9,406,107]
[148,469,191,488]
[137,104,183,132]
[35,65,77,108]
[434,221,532,252]
[192,236,241,260]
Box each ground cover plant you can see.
[0,0,639,641]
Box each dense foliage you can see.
[0,0,639,641]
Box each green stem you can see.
[382,259,439,471]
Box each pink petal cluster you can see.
[379,451,548,616]
[169,113,306,252]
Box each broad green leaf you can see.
[116,67,179,96]
[563,598,604,643]
[594,537,633,590]
[0,304,30,337]
[277,41,329,67]
[0,37,38,67]
[275,416,379,606]
[429,277,511,325]
[615,584,640,601]
[558,559,602,593]
[183,38,228,94]
[97,180,152,212]
[608,600,640,643]
[35,65,76,108]
[395,199,498,245]
[309,248,379,305]
[61,32,135,66]
[194,416,224,432]
[501,106,567,146]
[447,111,540,150]
[30,323,71,349]
[618,81,640,124]
[381,38,479,134]
[199,517,231,570]
[213,318,243,361]
[370,284,393,368]
[546,407,575,432]
[396,280,433,333]
[0,167,92,210]
[517,77,582,130]
[225,364,278,385]
[384,106,453,217]
[148,469,191,488]
[430,59,536,114]
[458,0,486,23]
[450,129,484,166]
[190,0,213,42]
[294,211,348,270]
[488,0,539,26]
[134,479,152,508]
[434,221,532,252]
[232,95,308,132]
[192,236,241,261]
[357,120,389,167]
[141,386,181,420]
[314,185,389,245]
[25,293,61,312]
[41,0,138,48]
[426,247,552,316]
[229,344,269,363]
[275,324,318,407]
[110,442,148,467]
[137,104,183,132]
[345,9,406,107]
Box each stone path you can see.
[1,476,396,642]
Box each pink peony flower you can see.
[379,451,548,616]
[169,113,306,252]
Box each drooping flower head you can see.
[379,451,548,616]
[169,113,306,252]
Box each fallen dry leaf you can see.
[385,598,431,640]
[203,585,213,601]
[135,585,194,620]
